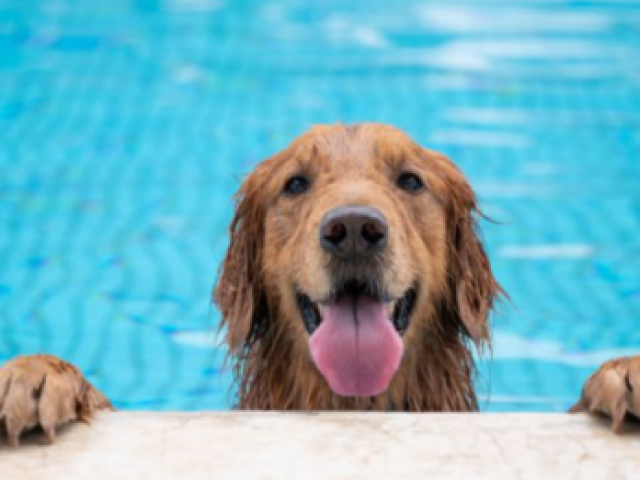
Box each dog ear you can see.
[214,163,271,353]
[426,149,503,346]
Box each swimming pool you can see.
[1,0,639,412]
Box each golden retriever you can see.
[1,123,638,446]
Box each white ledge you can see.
[1,412,639,479]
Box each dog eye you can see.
[396,172,424,193]
[283,175,309,195]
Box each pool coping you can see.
[1,412,639,479]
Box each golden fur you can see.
[570,356,640,433]
[0,355,112,447]
[215,123,504,411]
[1,123,637,446]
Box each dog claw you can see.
[7,430,20,449]
[568,399,585,414]
[43,425,56,445]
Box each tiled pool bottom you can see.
[0,0,639,412]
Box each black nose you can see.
[320,206,388,260]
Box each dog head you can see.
[215,123,502,403]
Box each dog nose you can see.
[320,206,388,259]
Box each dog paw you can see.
[570,356,640,433]
[0,355,112,447]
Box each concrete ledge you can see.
[1,412,639,479]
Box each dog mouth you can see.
[297,281,417,337]
[296,280,417,397]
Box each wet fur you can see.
[1,123,638,446]
[215,123,504,411]
[570,357,640,433]
[0,355,112,447]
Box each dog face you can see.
[216,124,501,405]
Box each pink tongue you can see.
[309,295,403,397]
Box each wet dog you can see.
[1,123,636,446]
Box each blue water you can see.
[1,0,639,412]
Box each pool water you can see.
[1,0,639,412]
